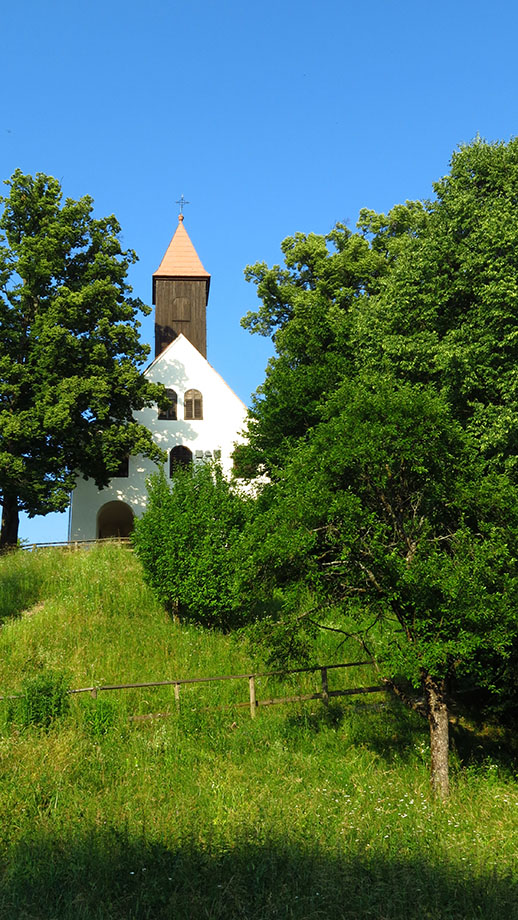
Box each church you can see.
[69,214,248,541]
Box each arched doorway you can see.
[96,501,134,539]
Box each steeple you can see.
[152,215,211,358]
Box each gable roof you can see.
[144,333,247,410]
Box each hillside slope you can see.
[0,546,517,920]
[0,544,254,694]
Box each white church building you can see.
[69,215,247,541]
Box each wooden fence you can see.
[21,537,132,551]
[66,660,386,720]
[1,661,387,721]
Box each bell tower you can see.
[152,214,211,358]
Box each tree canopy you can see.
[238,138,518,797]
[0,170,167,548]
[364,139,518,476]
[235,223,390,475]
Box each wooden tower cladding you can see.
[152,215,211,358]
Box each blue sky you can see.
[2,0,518,543]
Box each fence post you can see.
[174,682,180,709]
[249,675,257,719]
[321,667,329,707]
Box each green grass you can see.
[0,546,517,919]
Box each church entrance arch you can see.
[96,501,134,539]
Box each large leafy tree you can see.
[365,139,518,474]
[235,222,393,476]
[240,376,518,798]
[238,139,518,797]
[0,170,166,548]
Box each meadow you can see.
[0,545,517,919]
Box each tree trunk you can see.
[0,494,20,552]
[424,673,449,800]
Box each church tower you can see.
[69,211,247,543]
[152,215,211,358]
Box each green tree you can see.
[0,170,167,549]
[133,464,249,630]
[236,222,392,476]
[238,139,518,797]
[363,139,518,477]
[240,376,518,798]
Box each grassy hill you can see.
[0,545,517,919]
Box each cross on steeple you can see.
[175,194,190,216]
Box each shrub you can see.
[133,464,250,630]
[13,669,71,729]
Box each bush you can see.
[12,669,71,729]
[133,464,250,630]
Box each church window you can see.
[169,445,193,476]
[158,389,178,420]
[184,389,203,420]
[115,455,129,478]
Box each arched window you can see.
[184,389,203,420]
[115,455,129,478]
[169,445,193,476]
[158,389,178,420]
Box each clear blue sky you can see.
[2,0,518,543]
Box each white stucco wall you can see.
[69,335,248,540]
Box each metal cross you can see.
[175,194,190,215]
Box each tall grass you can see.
[0,545,255,692]
[0,546,517,919]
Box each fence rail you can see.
[21,537,132,550]
[1,660,386,719]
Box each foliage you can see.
[364,138,518,480]
[133,464,250,630]
[235,223,392,476]
[8,669,71,729]
[241,375,518,684]
[0,170,167,547]
[238,138,518,795]
[236,207,430,478]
